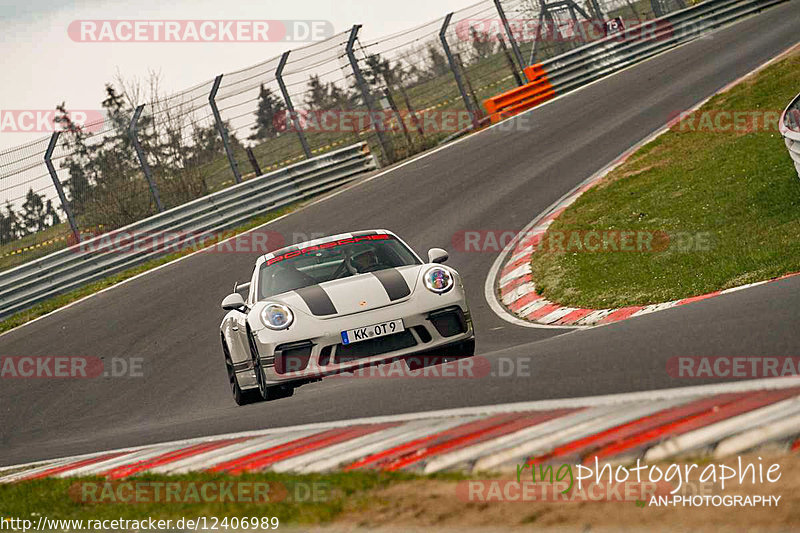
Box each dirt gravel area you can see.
[315,451,800,532]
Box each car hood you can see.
[266,265,423,319]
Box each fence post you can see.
[129,104,164,212]
[398,85,425,140]
[346,24,394,164]
[44,132,80,244]
[383,88,414,149]
[498,34,524,86]
[588,0,605,21]
[209,74,242,184]
[246,147,263,176]
[454,53,483,120]
[440,13,480,129]
[569,6,588,44]
[493,0,526,70]
[625,0,643,23]
[276,51,312,159]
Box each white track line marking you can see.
[0,459,73,483]
[645,396,800,462]
[277,418,475,474]
[4,377,799,474]
[538,307,578,324]
[0,460,55,476]
[57,446,179,478]
[149,431,319,474]
[425,397,689,474]
[714,412,800,457]
[295,419,458,474]
[472,399,687,472]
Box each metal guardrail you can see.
[779,92,800,179]
[537,0,788,97]
[477,0,786,124]
[0,143,377,320]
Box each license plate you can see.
[341,319,404,345]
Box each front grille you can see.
[428,307,467,338]
[412,325,432,343]
[335,330,417,363]
[318,345,333,366]
[275,341,313,374]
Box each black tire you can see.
[222,338,262,406]
[455,337,476,358]
[248,326,295,402]
[404,338,476,370]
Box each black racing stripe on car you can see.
[372,268,411,301]
[295,285,338,316]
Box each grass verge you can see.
[0,470,466,527]
[0,204,299,335]
[0,471,413,526]
[528,47,800,309]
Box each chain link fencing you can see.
[0,0,698,274]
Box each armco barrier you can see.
[482,66,555,123]
[779,92,800,179]
[0,143,377,320]
[482,0,788,122]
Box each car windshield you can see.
[258,235,421,300]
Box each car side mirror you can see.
[221,293,246,312]
[427,248,449,264]
[234,281,251,294]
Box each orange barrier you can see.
[523,64,546,83]
[483,64,555,123]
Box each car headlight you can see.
[423,267,454,294]
[260,303,294,330]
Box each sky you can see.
[0,0,482,151]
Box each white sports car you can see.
[219,230,475,405]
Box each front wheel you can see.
[222,339,262,406]
[450,338,475,359]
[253,355,295,401]
[404,338,476,370]
[227,359,263,406]
[249,327,295,402]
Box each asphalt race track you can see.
[2,2,799,466]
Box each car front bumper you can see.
[240,288,473,388]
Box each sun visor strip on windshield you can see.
[372,268,411,301]
[295,285,338,316]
